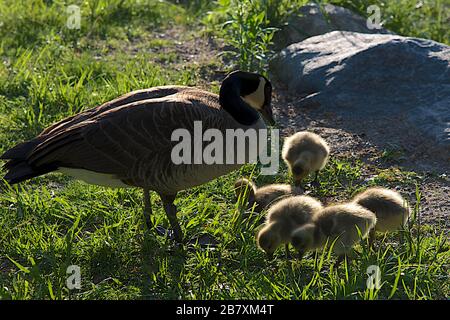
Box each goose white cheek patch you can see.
[241,77,266,110]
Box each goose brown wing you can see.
[39,85,190,136]
[26,94,226,184]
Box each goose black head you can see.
[220,70,275,126]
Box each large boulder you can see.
[273,3,392,50]
[270,31,450,164]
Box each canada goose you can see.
[352,187,410,243]
[234,178,303,213]
[1,70,274,243]
[291,203,376,265]
[256,195,323,259]
[281,131,330,187]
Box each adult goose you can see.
[1,71,274,242]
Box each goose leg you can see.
[285,244,292,260]
[143,188,153,229]
[160,193,183,243]
[311,171,320,188]
[399,226,405,245]
[368,228,376,249]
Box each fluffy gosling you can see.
[352,187,410,243]
[282,131,330,187]
[291,203,377,265]
[234,178,303,213]
[256,195,323,259]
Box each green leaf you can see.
[7,256,30,274]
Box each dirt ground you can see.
[273,89,449,230]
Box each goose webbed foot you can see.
[155,225,175,240]
[368,228,376,249]
[143,190,183,243]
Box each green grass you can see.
[0,0,449,300]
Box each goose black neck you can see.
[219,77,260,126]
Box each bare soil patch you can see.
[273,87,449,230]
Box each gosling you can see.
[234,178,303,213]
[282,131,330,187]
[256,195,323,259]
[291,203,377,266]
[352,187,410,244]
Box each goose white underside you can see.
[58,167,130,188]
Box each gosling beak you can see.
[260,103,275,126]
[293,177,303,187]
[297,250,305,261]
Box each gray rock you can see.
[273,3,392,50]
[270,31,450,163]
